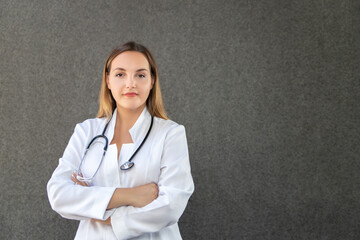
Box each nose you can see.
[125,75,136,88]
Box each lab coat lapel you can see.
[129,107,152,149]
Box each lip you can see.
[123,92,138,97]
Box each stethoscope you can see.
[76,115,154,183]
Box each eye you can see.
[137,74,146,78]
[115,73,124,78]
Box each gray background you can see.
[0,0,359,239]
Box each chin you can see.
[118,103,146,112]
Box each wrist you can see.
[125,188,135,206]
[107,188,132,209]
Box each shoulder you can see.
[78,117,107,127]
[153,117,186,137]
[73,117,107,135]
[154,117,183,129]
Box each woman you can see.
[47,42,194,240]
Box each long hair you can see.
[97,42,168,120]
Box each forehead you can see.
[111,51,149,71]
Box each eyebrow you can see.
[112,68,149,72]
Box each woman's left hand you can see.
[91,217,111,225]
[71,171,88,187]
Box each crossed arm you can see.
[71,172,159,225]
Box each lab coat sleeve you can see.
[47,122,116,221]
[110,124,194,239]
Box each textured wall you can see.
[1,0,359,239]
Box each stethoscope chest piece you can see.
[120,161,134,170]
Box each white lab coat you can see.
[47,107,194,240]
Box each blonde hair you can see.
[97,42,168,120]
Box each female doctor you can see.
[47,42,194,240]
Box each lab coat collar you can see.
[129,107,152,144]
[105,107,152,145]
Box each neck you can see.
[115,105,145,130]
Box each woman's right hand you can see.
[128,183,159,208]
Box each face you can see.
[106,51,154,113]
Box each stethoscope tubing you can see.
[86,135,109,151]
[77,114,154,182]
